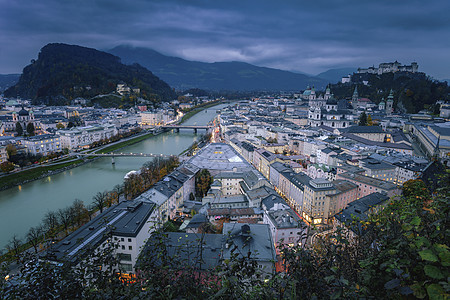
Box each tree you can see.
[92,191,108,213]
[5,144,17,157]
[56,122,65,129]
[367,114,373,126]
[43,211,59,237]
[15,122,23,136]
[67,121,75,128]
[358,111,368,126]
[195,169,213,197]
[26,226,43,253]
[6,235,23,263]
[57,207,73,234]
[0,161,14,173]
[71,199,88,227]
[112,184,123,204]
[26,122,35,136]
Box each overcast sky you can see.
[1,0,449,78]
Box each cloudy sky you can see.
[1,0,449,78]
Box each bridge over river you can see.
[72,152,175,164]
[160,124,212,133]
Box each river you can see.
[0,103,228,249]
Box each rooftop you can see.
[44,201,155,264]
[338,172,398,190]
[187,143,252,173]
[222,223,276,263]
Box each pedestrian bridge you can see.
[72,152,175,163]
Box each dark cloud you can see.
[0,0,449,78]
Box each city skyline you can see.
[1,0,449,79]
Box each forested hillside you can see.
[330,72,449,113]
[4,43,176,105]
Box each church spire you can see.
[352,86,359,101]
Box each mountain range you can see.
[316,68,356,83]
[0,74,21,92]
[108,46,334,91]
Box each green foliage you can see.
[0,161,14,173]
[195,169,213,197]
[4,43,176,105]
[5,144,17,157]
[15,122,23,136]
[358,111,368,126]
[26,122,35,136]
[330,73,449,113]
[267,137,278,144]
[123,156,179,200]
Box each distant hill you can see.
[108,45,328,91]
[4,43,176,105]
[316,68,356,84]
[0,74,20,92]
[330,72,449,113]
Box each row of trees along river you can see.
[0,103,229,250]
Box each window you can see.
[129,246,132,250]
[118,253,132,261]
[121,245,125,250]
[128,238,132,242]
[119,263,133,272]
[121,238,124,242]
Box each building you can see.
[222,223,276,276]
[336,172,401,199]
[359,158,397,184]
[263,205,306,253]
[45,201,158,274]
[22,134,61,156]
[0,145,7,163]
[334,192,390,240]
[357,61,418,75]
[386,89,394,115]
[439,102,450,119]
[57,124,117,150]
[325,180,358,216]
[11,107,35,132]
[252,149,278,179]
[137,231,223,271]
[393,160,430,185]
[302,178,337,225]
[308,96,355,129]
[140,110,175,126]
[410,122,450,162]
[342,126,390,142]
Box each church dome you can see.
[18,108,29,116]
[326,98,338,105]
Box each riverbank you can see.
[0,159,87,191]
[93,132,154,154]
[179,100,221,123]
[0,132,153,191]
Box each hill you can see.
[329,72,449,113]
[0,74,20,92]
[4,44,176,105]
[316,67,356,84]
[108,45,328,91]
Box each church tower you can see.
[351,86,359,111]
[386,89,394,115]
[378,98,386,111]
[324,85,331,100]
